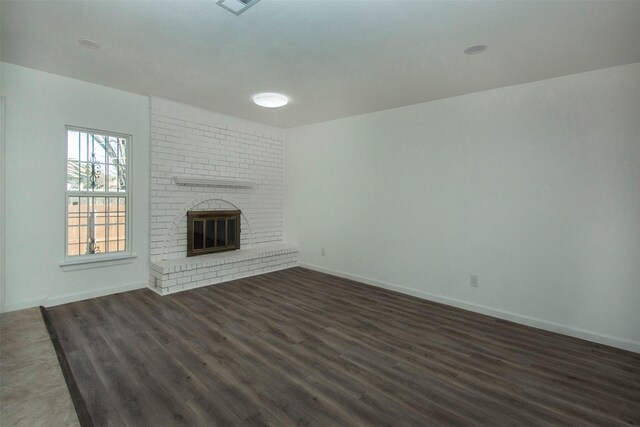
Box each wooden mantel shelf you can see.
[172,176,254,188]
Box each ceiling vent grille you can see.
[216,0,262,15]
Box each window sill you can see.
[60,253,138,272]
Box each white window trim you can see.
[62,125,134,270]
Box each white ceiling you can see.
[2,0,640,128]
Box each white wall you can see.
[1,62,149,312]
[286,63,640,352]
[0,95,5,312]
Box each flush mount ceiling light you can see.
[78,38,101,49]
[253,93,289,108]
[464,44,488,55]
[216,0,261,15]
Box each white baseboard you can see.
[1,281,147,313]
[300,263,640,353]
[45,281,147,307]
[3,297,48,313]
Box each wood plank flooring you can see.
[46,267,640,426]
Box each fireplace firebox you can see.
[187,210,240,257]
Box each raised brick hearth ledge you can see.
[149,243,298,295]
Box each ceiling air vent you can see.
[216,0,262,15]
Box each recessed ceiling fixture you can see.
[253,93,289,108]
[217,0,261,15]
[78,38,101,49]
[464,44,487,55]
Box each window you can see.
[65,127,130,259]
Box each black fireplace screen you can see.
[187,210,240,256]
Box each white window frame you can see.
[61,125,134,268]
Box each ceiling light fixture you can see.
[464,44,487,55]
[216,0,261,15]
[78,38,101,49]
[253,93,289,108]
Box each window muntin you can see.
[66,127,130,258]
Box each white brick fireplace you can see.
[148,98,298,295]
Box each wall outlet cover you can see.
[471,275,479,287]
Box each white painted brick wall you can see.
[148,98,297,295]
[150,98,286,261]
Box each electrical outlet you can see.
[470,275,479,288]
[321,248,326,256]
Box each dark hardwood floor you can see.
[46,267,640,426]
